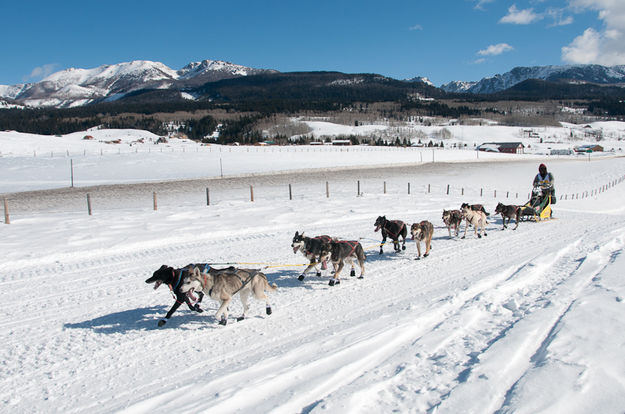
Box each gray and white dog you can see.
[180,266,277,326]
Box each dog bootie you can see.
[266,306,272,315]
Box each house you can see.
[331,140,352,146]
[477,142,525,154]
[574,144,603,153]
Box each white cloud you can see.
[562,28,601,63]
[563,0,625,65]
[499,5,542,24]
[546,8,574,26]
[477,43,514,56]
[24,64,58,82]
[473,0,495,10]
[409,24,423,31]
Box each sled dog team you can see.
[147,201,520,327]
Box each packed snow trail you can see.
[1,158,625,413]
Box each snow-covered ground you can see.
[1,127,625,413]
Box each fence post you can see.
[506,191,509,198]
[206,188,210,206]
[87,193,92,216]
[480,188,483,197]
[153,192,158,211]
[289,184,293,200]
[446,184,449,195]
[494,190,497,198]
[428,184,431,193]
[250,185,254,202]
[384,181,387,194]
[358,180,360,196]
[326,181,329,198]
[408,182,411,195]
[3,198,9,224]
[70,159,74,188]
[461,187,464,196]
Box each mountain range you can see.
[0,60,277,108]
[441,64,625,94]
[0,60,624,109]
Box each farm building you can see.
[574,144,604,153]
[477,142,525,154]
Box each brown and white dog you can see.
[326,240,366,286]
[411,221,434,259]
[180,266,277,325]
[442,209,463,238]
[495,202,520,230]
[461,204,488,239]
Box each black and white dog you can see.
[374,216,407,254]
[291,232,334,281]
[146,263,233,327]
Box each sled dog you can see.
[180,266,277,326]
[442,209,463,238]
[461,203,490,217]
[374,216,407,254]
[291,232,334,280]
[327,240,366,286]
[461,205,488,239]
[411,221,434,259]
[146,264,239,327]
[495,202,520,230]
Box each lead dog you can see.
[495,202,520,230]
[180,266,277,325]
[291,232,334,281]
[374,216,407,254]
[327,240,366,286]
[411,221,434,259]
[442,209,463,238]
[146,263,240,327]
[461,204,488,239]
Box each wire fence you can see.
[3,172,625,224]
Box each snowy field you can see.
[1,127,625,413]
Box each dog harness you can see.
[336,240,359,256]
[383,220,405,239]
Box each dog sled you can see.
[518,184,553,222]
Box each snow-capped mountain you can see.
[0,60,278,108]
[441,64,625,94]
[405,76,434,87]
[177,60,277,86]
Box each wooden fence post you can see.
[70,159,74,188]
[326,181,329,198]
[480,188,483,197]
[206,188,210,206]
[289,184,293,200]
[384,181,387,194]
[358,180,360,196]
[446,184,449,195]
[408,182,411,195]
[428,184,431,193]
[153,192,158,211]
[3,198,9,224]
[250,185,254,202]
[87,193,92,216]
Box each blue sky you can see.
[1,0,624,87]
